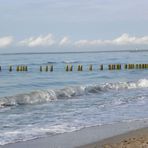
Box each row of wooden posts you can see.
[0,64,148,72]
[0,65,28,72]
[66,64,148,71]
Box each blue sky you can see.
[0,0,148,53]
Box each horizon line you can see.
[0,49,148,55]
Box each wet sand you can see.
[78,127,148,148]
[1,120,148,148]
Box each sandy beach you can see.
[78,127,148,148]
[1,120,148,148]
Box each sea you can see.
[0,51,148,145]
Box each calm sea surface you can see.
[0,51,148,145]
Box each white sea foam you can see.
[0,79,148,107]
[0,124,81,145]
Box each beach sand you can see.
[1,120,148,148]
[78,128,148,148]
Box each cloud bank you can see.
[0,36,13,48]
[75,34,148,47]
[19,34,55,47]
[0,33,148,49]
[59,36,71,46]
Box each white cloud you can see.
[19,34,55,47]
[16,33,148,49]
[59,36,71,46]
[0,36,13,48]
[113,33,148,45]
[75,33,148,47]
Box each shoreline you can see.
[1,119,148,148]
[78,127,148,148]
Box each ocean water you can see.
[0,51,148,145]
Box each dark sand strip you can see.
[1,120,148,148]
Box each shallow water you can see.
[0,51,148,145]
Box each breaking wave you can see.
[0,79,148,108]
[62,60,79,64]
[44,60,79,64]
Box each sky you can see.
[0,0,148,53]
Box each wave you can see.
[62,60,79,64]
[45,60,79,65]
[0,79,148,108]
[47,61,57,64]
[21,60,79,67]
